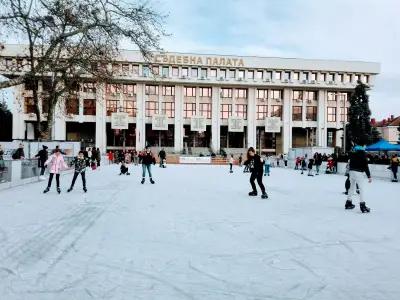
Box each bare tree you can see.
[0,0,166,139]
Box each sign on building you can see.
[152,114,168,130]
[265,117,281,133]
[111,112,129,130]
[228,116,244,132]
[191,116,207,132]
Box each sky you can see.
[1,0,399,119]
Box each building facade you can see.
[0,45,380,154]
[372,116,400,144]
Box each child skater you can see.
[229,154,234,173]
[307,157,314,176]
[43,149,68,194]
[67,150,89,193]
[243,147,268,199]
[119,162,131,175]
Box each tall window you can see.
[24,98,35,113]
[284,71,291,80]
[210,69,217,77]
[328,73,335,82]
[152,65,159,75]
[275,71,282,80]
[354,74,360,82]
[248,70,254,79]
[172,67,179,77]
[200,87,212,97]
[306,106,317,121]
[124,100,136,117]
[182,67,189,77]
[345,74,351,83]
[364,75,369,83]
[257,89,268,99]
[292,106,302,121]
[271,89,282,99]
[162,86,175,96]
[271,105,282,119]
[256,70,263,80]
[337,92,348,102]
[221,88,232,98]
[257,105,268,120]
[338,74,344,82]
[191,68,198,78]
[184,103,196,118]
[238,70,245,78]
[327,107,337,122]
[266,71,272,79]
[184,87,196,97]
[293,90,303,101]
[201,68,207,78]
[83,99,96,115]
[106,100,119,116]
[320,73,326,81]
[328,131,334,147]
[235,88,247,98]
[162,102,175,118]
[305,91,317,101]
[132,65,139,76]
[162,66,169,77]
[145,85,159,95]
[220,104,232,119]
[199,103,212,119]
[236,104,247,119]
[311,73,317,81]
[66,97,79,115]
[145,101,159,117]
[228,69,235,78]
[341,107,349,122]
[293,72,300,80]
[122,84,135,95]
[220,69,227,78]
[328,92,336,101]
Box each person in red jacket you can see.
[139,147,156,184]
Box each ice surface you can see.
[0,164,399,300]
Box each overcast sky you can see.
[1,0,399,119]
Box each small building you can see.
[372,116,400,144]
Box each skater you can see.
[12,143,25,160]
[390,154,399,182]
[283,153,288,168]
[119,162,130,175]
[107,151,114,165]
[139,147,156,184]
[35,145,48,180]
[133,150,139,165]
[326,156,334,173]
[294,157,300,170]
[95,147,101,167]
[67,151,89,193]
[314,153,322,175]
[43,149,68,194]
[243,147,268,199]
[307,157,314,176]
[0,145,5,183]
[345,145,372,213]
[300,157,307,174]
[229,154,234,173]
[264,155,271,176]
[238,154,243,167]
[158,148,166,168]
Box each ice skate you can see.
[261,192,268,199]
[57,187,61,194]
[360,202,370,213]
[248,191,257,196]
[141,178,145,184]
[150,178,155,184]
[67,187,73,193]
[43,187,50,193]
[83,187,87,193]
[345,200,355,209]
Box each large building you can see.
[0,44,380,154]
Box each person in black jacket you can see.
[158,148,166,168]
[35,145,48,178]
[67,151,89,193]
[139,147,156,184]
[345,145,372,213]
[243,147,268,199]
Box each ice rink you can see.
[0,164,399,300]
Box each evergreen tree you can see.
[347,81,380,147]
[0,100,12,141]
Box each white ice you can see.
[0,164,399,300]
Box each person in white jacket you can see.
[229,155,234,173]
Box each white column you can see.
[12,85,26,139]
[282,88,292,153]
[211,86,221,152]
[53,98,66,140]
[247,87,256,148]
[174,85,184,152]
[95,83,107,153]
[136,83,146,150]
[317,90,327,147]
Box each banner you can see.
[179,156,211,164]
[228,116,244,132]
[152,114,168,130]
[191,116,207,132]
[265,117,281,133]
[111,112,129,130]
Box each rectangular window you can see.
[306,106,317,121]
[354,74,360,82]
[248,70,254,79]
[162,66,169,77]
[132,65,139,75]
[292,106,302,121]
[162,102,175,118]
[305,91,317,101]
[143,66,150,77]
[238,70,245,78]
[304,73,309,81]
[257,89,268,99]
[345,74,351,83]
[328,92,336,101]
[338,74,344,82]
[364,75,369,83]
[311,73,317,81]
[106,100,119,116]
[200,87,212,97]
[327,107,337,122]
[220,104,232,119]
[199,103,212,119]
[182,67,189,77]
[210,69,217,77]
[271,89,282,99]
[293,90,303,100]
[172,67,179,77]
[24,97,35,114]
[337,92,348,102]
[162,86,175,96]
[83,99,96,116]
[145,85,159,95]
[191,68,198,78]
[235,88,247,98]
[145,101,159,117]
[236,104,247,119]
[123,84,135,95]
[328,73,335,82]
[201,68,207,78]
[284,71,291,80]
[184,103,196,118]
[256,70,263,80]
[229,69,236,78]
[271,105,282,119]
[257,105,268,120]
[65,97,79,115]
[184,87,196,97]
[124,100,136,117]
[221,88,232,98]
[275,71,282,80]
[328,131,334,147]
[122,64,130,74]
[320,73,326,81]
[152,65,159,75]
[220,69,227,78]
[293,72,300,80]
[266,71,273,79]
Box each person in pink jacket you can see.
[43,149,68,194]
